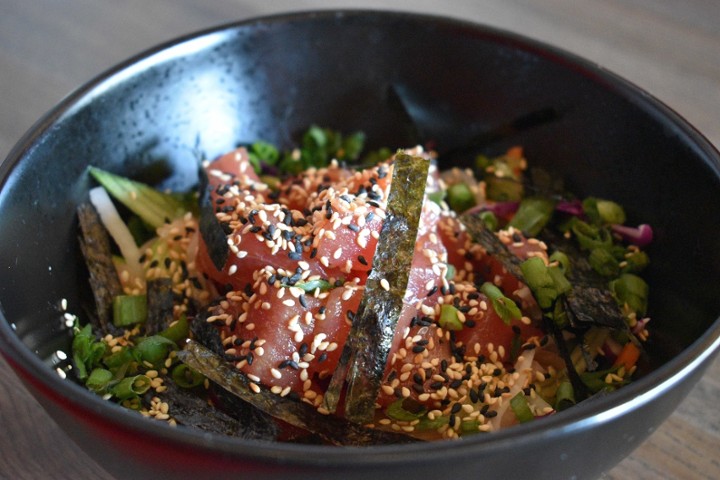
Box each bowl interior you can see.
[1,8,719,454]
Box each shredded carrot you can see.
[613,342,641,370]
[506,145,523,159]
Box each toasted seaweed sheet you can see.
[77,202,123,336]
[324,152,430,424]
[458,213,526,281]
[160,376,278,440]
[541,230,627,331]
[178,341,420,446]
[145,278,175,335]
[198,164,229,271]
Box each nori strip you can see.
[178,341,420,446]
[145,278,175,335]
[541,230,627,331]
[325,152,430,424]
[458,212,526,281]
[77,202,123,336]
[189,305,225,356]
[198,164,229,271]
[159,376,278,440]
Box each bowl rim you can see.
[1,8,720,467]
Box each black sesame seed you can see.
[358,255,368,266]
[288,251,302,260]
[469,389,479,403]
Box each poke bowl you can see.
[1,10,719,480]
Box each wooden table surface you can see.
[1,1,718,478]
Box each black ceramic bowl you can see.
[1,10,719,480]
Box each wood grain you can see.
[1,1,719,479]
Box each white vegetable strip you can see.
[88,186,144,283]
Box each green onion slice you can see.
[508,197,555,237]
[480,282,522,325]
[111,374,152,400]
[112,294,147,327]
[438,304,464,331]
[509,392,534,423]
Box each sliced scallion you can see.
[134,335,178,367]
[509,392,534,423]
[446,183,476,213]
[293,279,333,293]
[555,381,576,411]
[519,257,571,311]
[588,247,620,277]
[508,197,555,237]
[112,294,147,327]
[583,197,626,225]
[480,282,522,325]
[438,304,463,331]
[86,368,114,393]
[171,364,205,388]
[609,273,649,316]
[110,374,152,400]
[479,210,498,231]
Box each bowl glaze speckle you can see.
[1,10,719,480]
